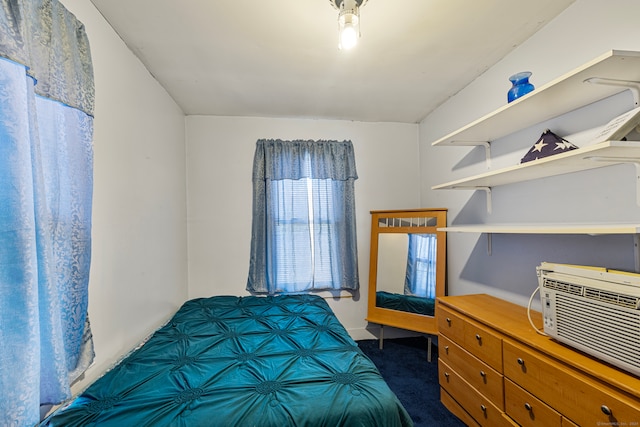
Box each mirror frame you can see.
[366,208,447,335]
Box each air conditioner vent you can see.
[555,294,640,373]
[542,279,583,295]
[583,287,640,309]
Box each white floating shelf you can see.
[441,223,640,268]
[439,224,640,235]
[432,140,640,190]
[431,50,640,147]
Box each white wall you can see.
[59,0,188,392]
[377,234,409,294]
[186,116,420,339]
[419,0,640,307]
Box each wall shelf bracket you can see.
[636,162,640,207]
[584,77,640,107]
[481,142,491,169]
[478,187,492,214]
[634,234,640,273]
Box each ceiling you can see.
[90,0,576,123]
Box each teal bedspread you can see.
[43,295,413,427]
[376,291,435,316]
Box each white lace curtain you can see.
[0,1,95,425]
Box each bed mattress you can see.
[43,294,413,427]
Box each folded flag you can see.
[520,129,578,163]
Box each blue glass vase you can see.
[507,71,534,103]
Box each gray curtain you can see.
[247,139,359,294]
[0,0,94,115]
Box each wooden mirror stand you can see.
[366,208,447,360]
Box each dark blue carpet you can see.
[357,336,465,427]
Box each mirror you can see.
[366,209,447,339]
[376,233,438,315]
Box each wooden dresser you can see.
[436,294,640,427]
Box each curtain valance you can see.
[253,139,358,181]
[0,0,94,116]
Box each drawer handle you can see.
[444,372,450,379]
[601,405,612,416]
[480,404,487,412]
[517,358,525,366]
[479,370,486,378]
[446,317,451,325]
[524,403,532,411]
[445,345,449,354]
[475,334,482,342]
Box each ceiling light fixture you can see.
[330,0,368,50]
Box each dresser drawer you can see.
[439,359,513,427]
[505,378,561,427]
[440,388,481,427]
[562,417,579,427]
[438,305,503,371]
[439,334,504,409]
[503,339,640,427]
[437,304,466,343]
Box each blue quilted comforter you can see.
[43,294,413,427]
[376,291,435,316]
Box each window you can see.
[270,167,337,291]
[247,139,359,294]
[404,234,437,298]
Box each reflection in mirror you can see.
[376,234,408,294]
[376,233,437,315]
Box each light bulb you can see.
[338,10,359,50]
[339,24,358,49]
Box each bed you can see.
[43,294,413,427]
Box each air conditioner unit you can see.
[538,262,640,377]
